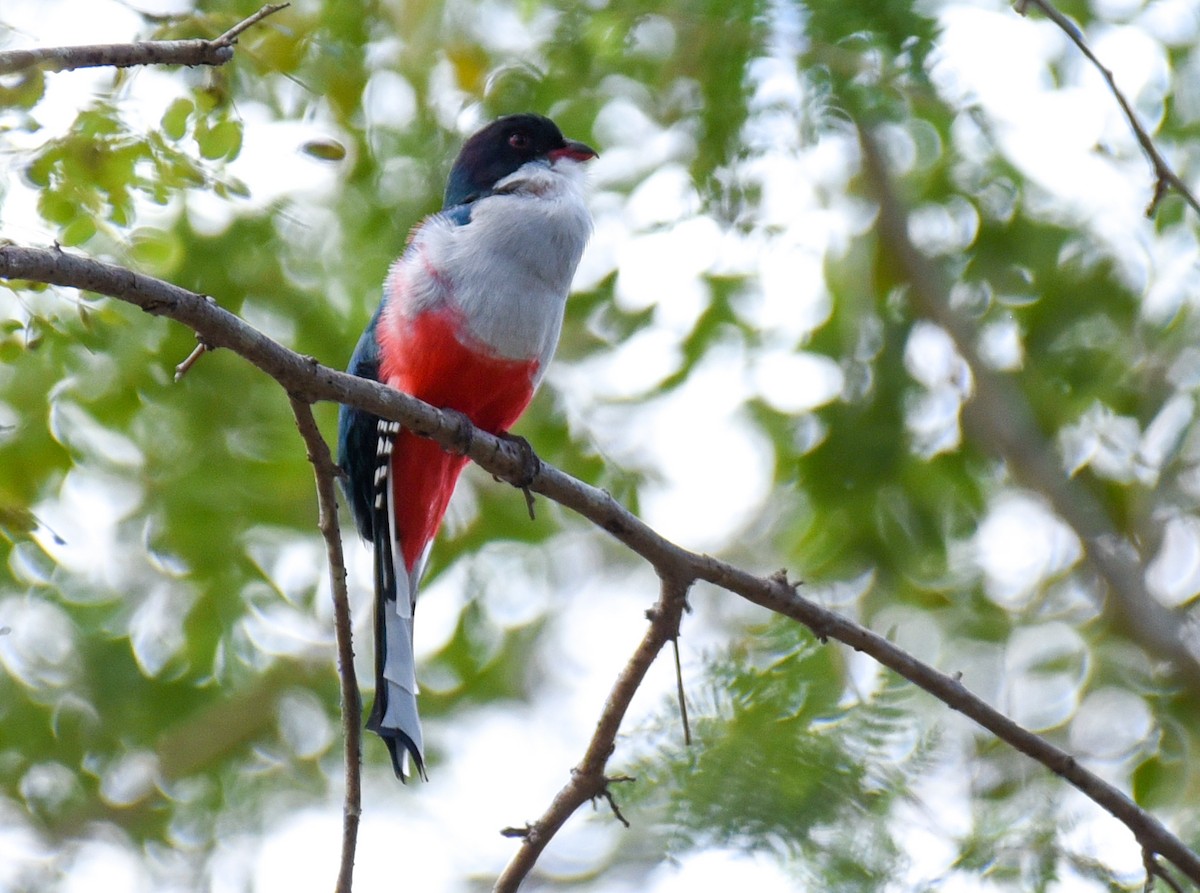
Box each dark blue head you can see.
[442,113,596,209]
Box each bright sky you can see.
[2,0,1196,890]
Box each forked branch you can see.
[0,3,288,75]
[2,243,1198,888]
[493,574,691,892]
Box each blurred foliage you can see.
[3,0,1200,890]
[628,629,925,890]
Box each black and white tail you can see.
[365,419,428,780]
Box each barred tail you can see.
[366,420,428,781]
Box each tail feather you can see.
[367,541,427,779]
[367,420,428,781]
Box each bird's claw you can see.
[497,431,540,520]
[499,432,541,487]
[442,408,476,456]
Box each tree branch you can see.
[0,3,288,75]
[1014,0,1200,217]
[493,573,691,892]
[3,243,1198,887]
[288,397,360,893]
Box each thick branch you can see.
[288,397,360,893]
[493,574,691,892]
[1015,0,1200,217]
[3,243,1198,886]
[0,4,288,75]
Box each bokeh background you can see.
[2,0,1200,890]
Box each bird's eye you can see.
[508,132,531,150]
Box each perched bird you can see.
[338,114,596,779]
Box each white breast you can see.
[393,159,592,376]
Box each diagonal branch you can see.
[288,396,361,893]
[1015,0,1200,217]
[493,573,692,892]
[0,3,288,75]
[2,243,1199,887]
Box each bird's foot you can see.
[442,408,476,456]
[497,431,540,521]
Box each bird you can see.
[337,114,596,780]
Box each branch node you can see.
[500,823,537,841]
[592,777,634,828]
[1147,175,1170,218]
[1144,848,1185,893]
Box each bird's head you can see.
[443,113,597,208]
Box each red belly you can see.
[378,305,539,570]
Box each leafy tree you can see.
[2,0,1200,891]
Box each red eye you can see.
[508,132,530,150]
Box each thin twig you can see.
[0,3,288,75]
[1145,849,1186,893]
[173,341,210,381]
[493,574,692,892]
[212,3,290,47]
[1015,0,1200,217]
[288,396,361,893]
[596,781,633,829]
[671,636,691,747]
[3,243,1200,887]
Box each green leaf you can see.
[196,118,243,161]
[0,68,46,109]
[59,214,96,246]
[37,189,75,225]
[129,228,183,276]
[300,139,347,162]
[161,97,194,141]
